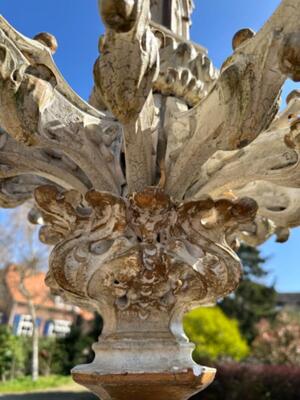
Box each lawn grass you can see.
[0,375,73,394]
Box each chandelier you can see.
[0,1,299,398]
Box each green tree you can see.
[0,204,49,381]
[238,244,268,279]
[220,244,277,343]
[0,326,26,381]
[183,307,249,363]
[52,314,103,375]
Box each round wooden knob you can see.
[34,32,58,54]
[232,28,255,50]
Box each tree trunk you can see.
[19,269,39,382]
[29,299,39,382]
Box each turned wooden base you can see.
[73,368,216,400]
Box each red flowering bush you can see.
[252,311,300,365]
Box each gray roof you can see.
[277,293,300,306]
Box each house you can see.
[0,264,93,338]
[276,292,300,311]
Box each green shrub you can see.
[183,307,249,363]
[51,325,95,375]
[0,314,102,380]
[0,326,26,381]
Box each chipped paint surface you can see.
[1,0,300,398]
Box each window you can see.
[13,314,41,336]
[14,314,33,336]
[45,319,71,338]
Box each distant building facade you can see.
[0,264,93,337]
[276,292,300,312]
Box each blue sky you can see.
[0,0,299,292]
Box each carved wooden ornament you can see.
[1,1,300,399]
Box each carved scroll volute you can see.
[94,0,159,124]
[34,185,130,334]
[0,29,58,146]
[282,92,300,152]
[34,184,258,342]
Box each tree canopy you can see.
[220,244,277,343]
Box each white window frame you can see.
[47,319,71,338]
[16,314,33,337]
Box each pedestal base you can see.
[72,368,216,400]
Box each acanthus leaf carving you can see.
[0,16,125,196]
[94,0,159,124]
[34,185,257,325]
[164,0,300,200]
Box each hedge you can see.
[192,363,300,400]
